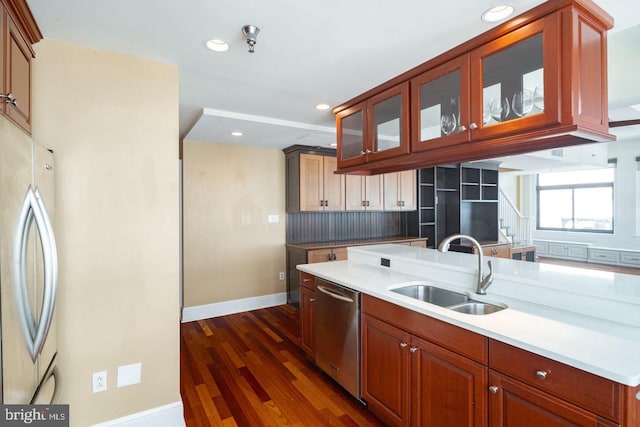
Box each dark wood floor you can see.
[180,304,385,427]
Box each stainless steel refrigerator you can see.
[1,121,59,404]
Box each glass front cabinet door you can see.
[411,56,471,152]
[470,13,561,141]
[337,83,409,169]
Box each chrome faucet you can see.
[437,234,494,295]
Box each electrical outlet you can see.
[93,371,107,393]
[279,272,285,281]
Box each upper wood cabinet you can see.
[5,13,32,132]
[285,146,346,212]
[383,170,416,211]
[337,83,410,169]
[299,154,345,211]
[335,0,614,175]
[345,174,384,211]
[411,55,472,152]
[1,0,41,135]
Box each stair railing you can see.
[498,189,532,246]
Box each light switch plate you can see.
[268,215,279,223]
[117,363,141,388]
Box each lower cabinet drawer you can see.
[489,340,622,422]
[588,248,618,264]
[619,251,640,267]
[362,294,488,364]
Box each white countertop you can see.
[297,244,640,386]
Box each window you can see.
[537,169,614,233]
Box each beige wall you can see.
[31,39,180,425]
[183,140,286,307]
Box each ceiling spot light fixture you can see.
[231,131,243,136]
[242,25,260,53]
[315,103,331,110]
[481,5,515,23]
[205,39,229,52]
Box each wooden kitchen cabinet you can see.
[489,340,624,425]
[345,174,384,211]
[488,371,618,427]
[1,0,40,135]
[477,243,511,259]
[299,272,316,358]
[411,334,487,427]
[361,314,410,426]
[306,247,347,263]
[285,146,346,212]
[337,83,410,169]
[298,154,345,211]
[362,294,488,427]
[334,0,613,175]
[383,170,417,211]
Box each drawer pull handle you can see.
[489,386,498,394]
[309,298,315,302]
[636,391,640,400]
[536,370,548,380]
[399,342,408,348]
[303,278,310,282]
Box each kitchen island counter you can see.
[297,243,640,386]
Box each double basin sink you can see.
[390,283,506,315]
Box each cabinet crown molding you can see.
[2,0,42,46]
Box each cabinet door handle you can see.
[397,201,402,207]
[366,201,370,207]
[309,298,315,302]
[324,200,328,207]
[469,122,478,130]
[459,125,467,132]
[365,149,372,154]
[536,370,548,380]
[302,278,310,282]
[409,347,417,353]
[361,200,366,207]
[399,342,408,348]
[489,386,499,394]
[1,92,18,107]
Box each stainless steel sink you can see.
[448,302,506,315]
[390,283,506,315]
[391,285,470,307]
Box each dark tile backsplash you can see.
[286,211,405,243]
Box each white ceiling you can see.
[26,0,640,151]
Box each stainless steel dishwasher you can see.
[314,278,361,399]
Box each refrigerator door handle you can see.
[13,186,59,361]
[30,354,60,404]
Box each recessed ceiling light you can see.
[315,103,331,111]
[329,143,337,147]
[205,39,229,52]
[231,131,243,136]
[481,5,515,23]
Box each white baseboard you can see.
[90,400,185,427]
[181,292,287,322]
